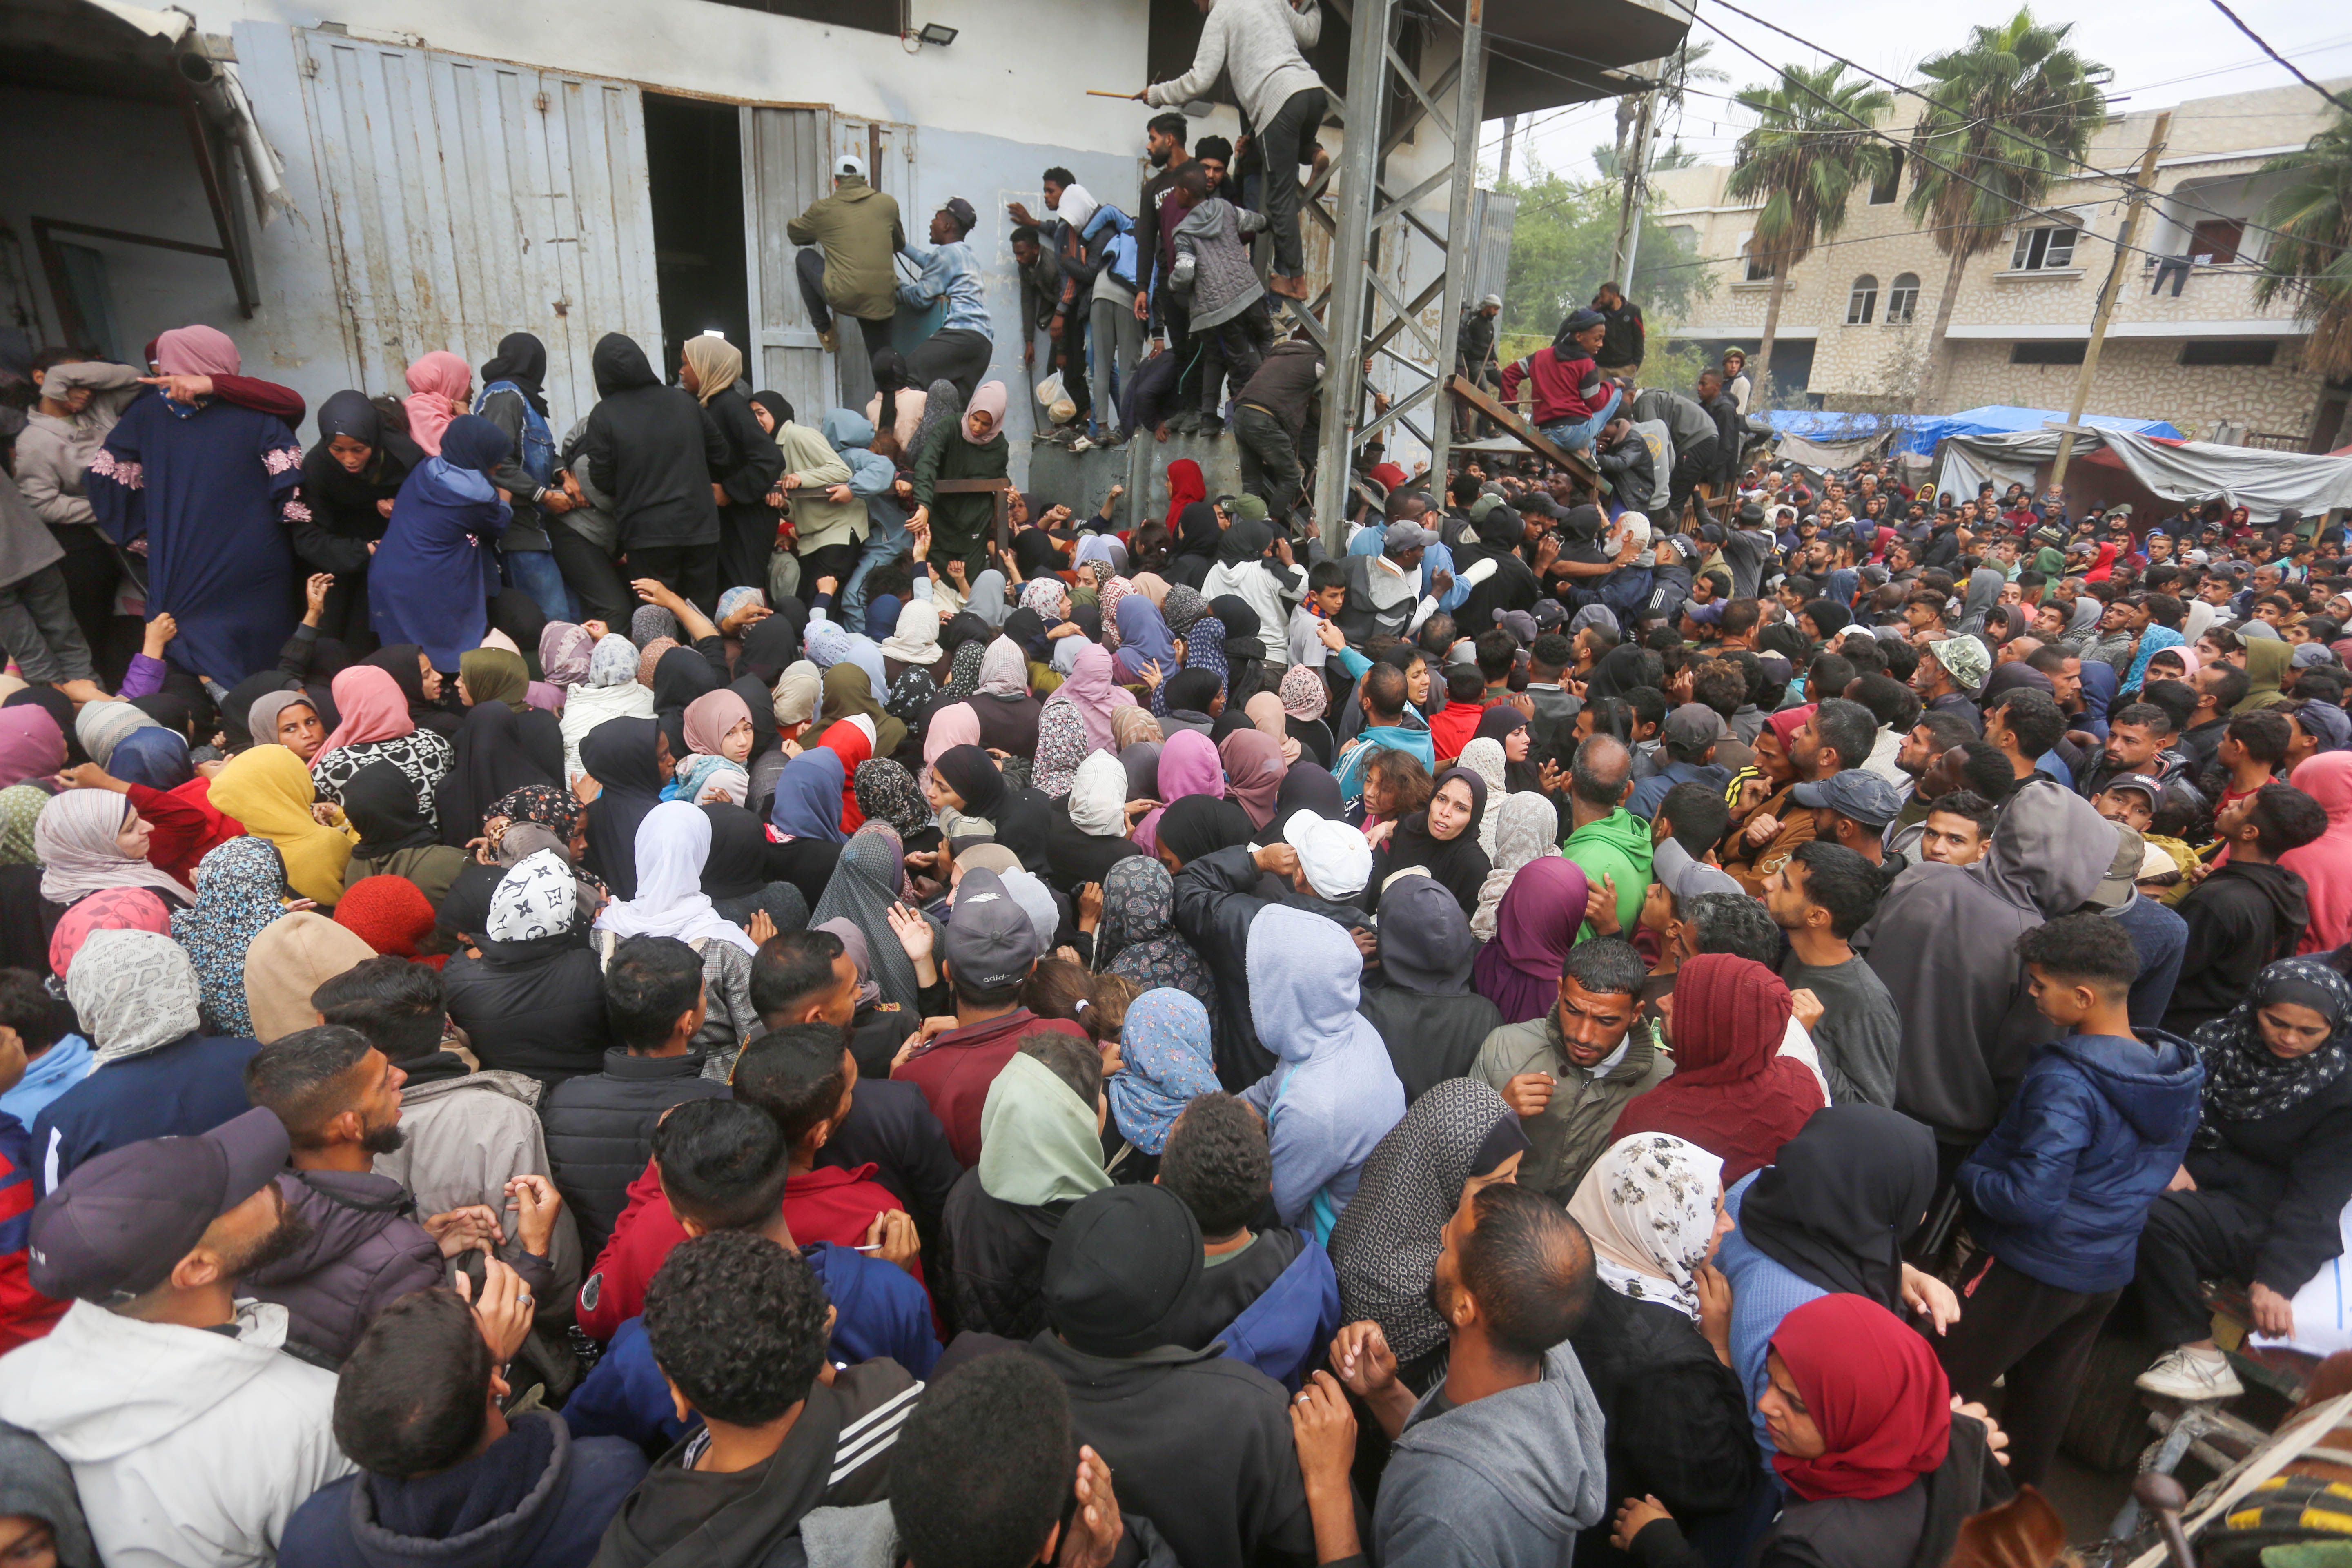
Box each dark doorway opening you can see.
[644,93,749,380]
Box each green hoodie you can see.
[1563,806,1653,940]
[2236,635,2292,712]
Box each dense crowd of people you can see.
[3,10,2352,1566]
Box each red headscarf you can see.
[49,886,173,979]
[1609,953,1822,1184]
[1163,459,1206,532]
[2085,540,2118,583]
[1768,1294,1951,1501]
[816,717,874,833]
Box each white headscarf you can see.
[489,849,578,943]
[1472,792,1564,943]
[67,927,203,1065]
[1456,737,1509,859]
[1068,751,1128,837]
[1566,1133,1724,1323]
[592,800,758,955]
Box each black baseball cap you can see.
[29,1107,290,1302]
[2102,773,2165,803]
[942,196,979,233]
[939,869,1042,991]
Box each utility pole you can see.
[1608,90,1658,284]
[1497,112,1517,186]
[2051,110,2168,489]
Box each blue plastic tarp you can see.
[1762,405,2183,456]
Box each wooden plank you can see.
[1444,374,1601,499]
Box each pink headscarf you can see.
[154,325,241,377]
[922,702,981,794]
[314,666,416,763]
[0,706,65,789]
[1132,727,1222,855]
[682,688,753,759]
[1046,643,1123,755]
[1218,730,1287,830]
[403,351,472,455]
[49,886,173,978]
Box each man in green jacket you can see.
[1471,937,1669,1200]
[1561,734,1654,938]
[787,153,906,377]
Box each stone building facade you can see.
[1648,79,2352,450]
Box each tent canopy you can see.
[1764,405,2183,457]
[1937,428,2352,520]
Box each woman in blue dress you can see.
[86,325,303,685]
[368,413,512,672]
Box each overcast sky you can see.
[1481,0,2352,186]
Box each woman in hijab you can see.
[434,692,560,850]
[1162,458,1206,533]
[206,744,357,907]
[1167,501,1222,590]
[401,350,470,455]
[1279,665,1333,769]
[2136,958,2352,1397]
[912,380,1009,582]
[1216,728,1286,832]
[577,716,666,899]
[853,760,934,850]
[1151,794,1256,871]
[665,687,756,806]
[808,820,922,1011]
[75,700,163,776]
[701,803,811,935]
[1044,751,1143,894]
[1472,791,1564,943]
[1131,727,1220,857]
[1032,643,1126,800]
[592,802,761,1056]
[819,663,907,761]
[1454,737,1510,858]
[927,639,990,725]
[339,760,468,909]
[678,335,786,597]
[927,741,1006,848]
[1715,1104,1941,1457]
[1112,594,1178,684]
[1358,874,1501,1101]
[1371,765,1490,916]
[86,327,305,685]
[32,784,196,925]
[1327,1076,1525,1391]
[0,706,63,790]
[539,621,596,690]
[1470,856,1589,1025]
[943,1034,1111,1339]
[243,912,377,1045]
[294,391,423,643]
[308,664,454,827]
[368,413,512,670]
[360,643,458,737]
[1105,989,1219,1183]
[1613,954,1824,1185]
[559,634,656,782]
[1571,1133,1728,1325]
[965,636,1041,758]
[1236,906,1408,1234]
[1243,690,1301,767]
[1089,855,1215,1006]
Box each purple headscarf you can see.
[1472,857,1590,1025]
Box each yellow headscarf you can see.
[207,744,357,906]
[682,335,743,406]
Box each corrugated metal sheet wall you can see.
[294,29,662,426]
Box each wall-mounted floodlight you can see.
[916,22,958,46]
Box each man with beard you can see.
[0,1108,359,1566]
[240,1025,564,1365]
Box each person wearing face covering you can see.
[1359,873,1503,1100]
[575,334,728,609]
[87,325,306,684]
[366,414,512,671]
[291,390,423,644]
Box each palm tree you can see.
[1725,62,1895,399]
[1904,9,2110,408]
[2253,113,2352,379]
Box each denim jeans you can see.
[840,508,911,628]
[1538,383,1624,455]
[503,549,576,624]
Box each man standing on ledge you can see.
[1592,281,1644,381]
[1143,0,1327,304]
[788,152,905,380]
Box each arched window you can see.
[1886,273,1921,325]
[1846,275,1879,325]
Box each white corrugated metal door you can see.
[741,105,832,426]
[294,29,662,430]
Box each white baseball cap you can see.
[835,153,867,180]
[1284,813,1371,901]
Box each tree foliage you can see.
[2254,113,2352,376]
[1726,62,1893,276]
[1494,162,1715,344]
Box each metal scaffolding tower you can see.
[1305,0,1489,554]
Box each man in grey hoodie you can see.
[1298,1181,1609,1567]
